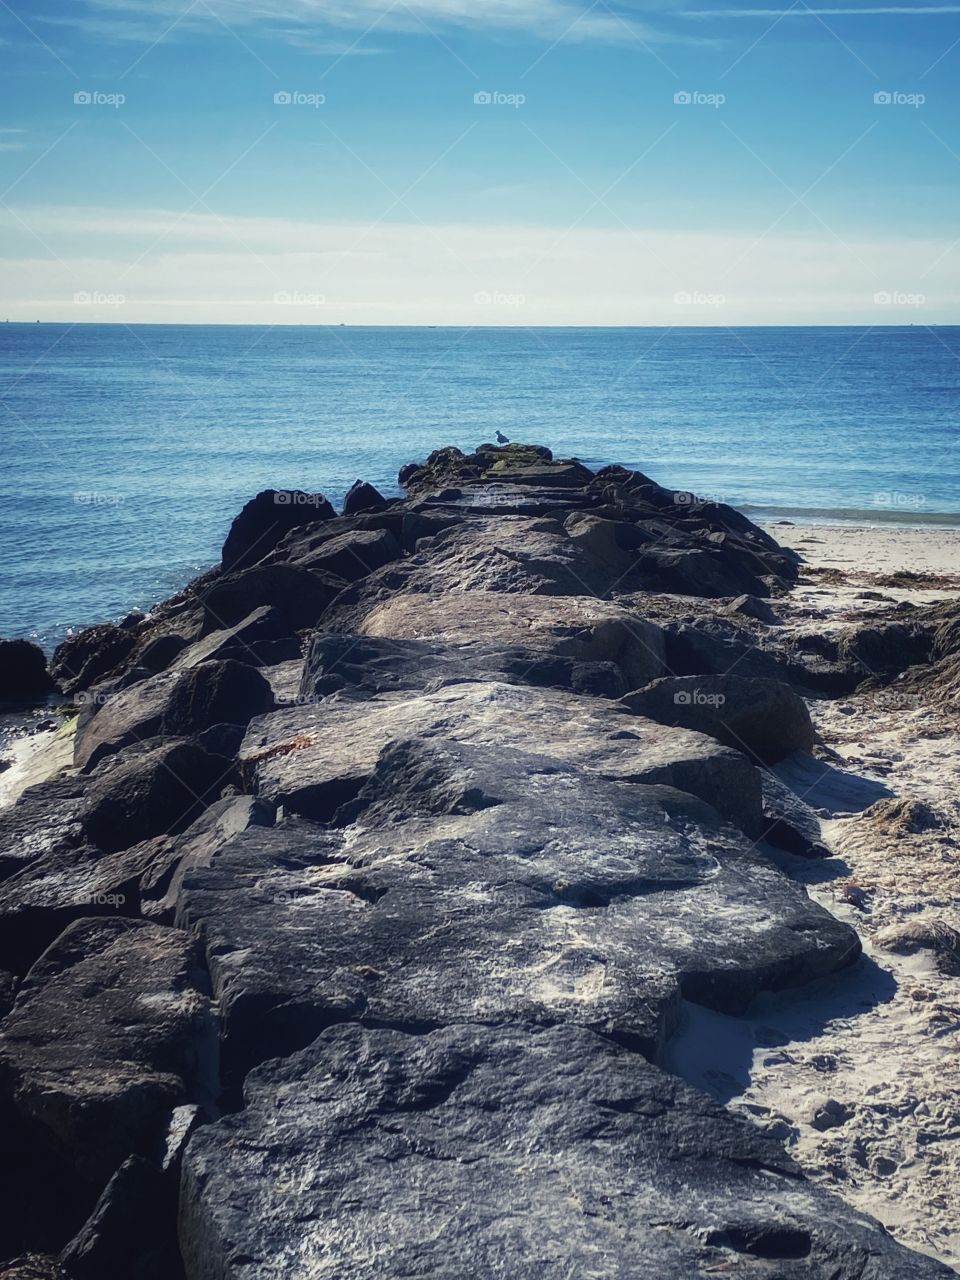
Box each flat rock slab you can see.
[240,680,762,833]
[299,632,627,700]
[179,1021,951,1280]
[179,740,857,1084]
[0,775,88,881]
[358,591,666,689]
[0,917,217,1186]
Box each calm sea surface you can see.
[1,323,958,648]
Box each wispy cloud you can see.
[0,128,28,153]
[42,0,670,47]
[682,4,960,13]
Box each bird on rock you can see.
[495,430,510,444]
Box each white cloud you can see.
[1,205,957,324]
[55,0,667,45]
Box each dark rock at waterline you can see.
[74,659,274,772]
[179,738,857,1085]
[0,640,56,703]
[80,740,239,853]
[622,674,816,765]
[397,442,556,494]
[178,1021,951,1280]
[200,563,345,632]
[342,478,388,515]
[50,623,137,695]
[220,488,336,572]
[0,917,217,1188]
[136,632,189,674]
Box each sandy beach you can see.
[668,519,960,1267]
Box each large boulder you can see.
[0,917,217,1187]
[200,563,345,632]
[296,527,402,582]
[358,592,666,690]
[299,632,628,700]
[0,640,56,702]
[342,479,388,515]
[49,624,137,695]
[179,739,857,1086]
[0,775,88,882]
[74,659,274,772]
[240,681,762,834]
[178,1022,950,1280]
[220,489,335,572]
[80,741,239,853]
[622,674,816,764]
[172,605,300,670]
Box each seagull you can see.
[495,430,510,444]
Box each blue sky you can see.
[1,0,959,322]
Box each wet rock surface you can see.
[1,442,954,1277]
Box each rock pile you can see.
[0,443,954,1278]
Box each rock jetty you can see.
[0,442,955,1278]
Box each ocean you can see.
[1,323,958,649]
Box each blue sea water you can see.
[1,323,958,649]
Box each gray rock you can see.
[299,632,628,701]
[761,770,830,858]
[74,659,274,772]
[59,1155,178,1280]
[0,918,217,1187]
[0,639,56,702]
[240,681,762,834]
[725,593,781,624]
[179,739,857,1086]
[0,775,88,881]
[297,527,402,581]
[49,623,137,695]
[171,605,301,670]
[359,592,666,690]
[201,563,345,632]
[342,479,388,515]
[220,488,336,572]
[80,740,239,853]
[178,1022,949,1280]
[622,674,815,764]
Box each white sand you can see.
[669,522,960,1268]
